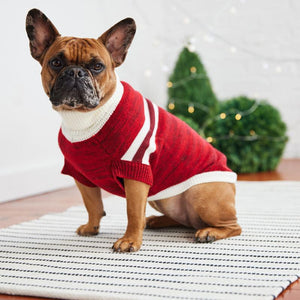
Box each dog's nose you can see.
[65,67,88,78]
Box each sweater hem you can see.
[147,171,237,201]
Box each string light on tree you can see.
[220,112,227,119]
[235,113,242,120]
[168,101,175,110]
[190,66,197,73]
[188,104,195,114]
[167,81,173,88]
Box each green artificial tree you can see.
[203,96,288,173]
[167,46,288,173]
[167,47,218,128]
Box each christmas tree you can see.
[203,96,288,173]
[167,47,288,173]
[167,47,218,128]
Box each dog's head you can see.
[26,9,136,111]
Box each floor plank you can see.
[237,158,300,181]
[0,158,299,300]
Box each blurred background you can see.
[0,0,299,202]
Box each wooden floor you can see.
[0,158,299,300]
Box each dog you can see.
[26,8,241,252]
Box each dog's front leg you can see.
[75,180,105,236]
[113,179,149,252]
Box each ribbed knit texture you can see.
[58,81,236,199]
[58,76,124,143]
[112,161,153,187]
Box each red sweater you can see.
[58,81,236,201]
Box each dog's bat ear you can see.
[26,9,60,64]
[98,18,136,67]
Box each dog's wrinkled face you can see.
[26,9,136,111]
[41,37,111,110]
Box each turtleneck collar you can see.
[58,74,124,143]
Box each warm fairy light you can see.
[188,44,196,52]
[168,102,175,110]
[167,81,173,88]
[144,69,152,77]
[235,113,242,120]
[262,62,269,70]
[250,130,256,136]
[183,17,191,24]
[230,6,237,14]
[188,105,195,113]
[206,137,213,143]
[230,46,237,53]
[203,34,214,43]
[220,112,227,119]
[190,66,197,73]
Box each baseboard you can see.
[0,161,74,203]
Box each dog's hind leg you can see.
[146,201,182,228]
[188,182,242,243]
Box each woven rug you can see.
[0,181,299,300]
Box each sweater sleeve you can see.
[112,160,153,187]
[61,159,97,188]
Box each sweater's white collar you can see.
[58,75,124,143]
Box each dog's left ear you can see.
[26,9,60,64]
[98,18,136,67]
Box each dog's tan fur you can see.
[26,9,241,252]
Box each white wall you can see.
[0,0,299,202]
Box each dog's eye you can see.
[50,58,62,69]
[92,62,105,72]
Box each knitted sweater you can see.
[58,79,236,201]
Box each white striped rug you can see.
[0,181,299,300]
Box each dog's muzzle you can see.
[50,65,100,109]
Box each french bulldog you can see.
[26,8,241,252]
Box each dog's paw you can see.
[76,224,99,236]
[194,228,217,243]
[112,236,142,252]
[194,225,242,243]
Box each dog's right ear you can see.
[26,9,60,64]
